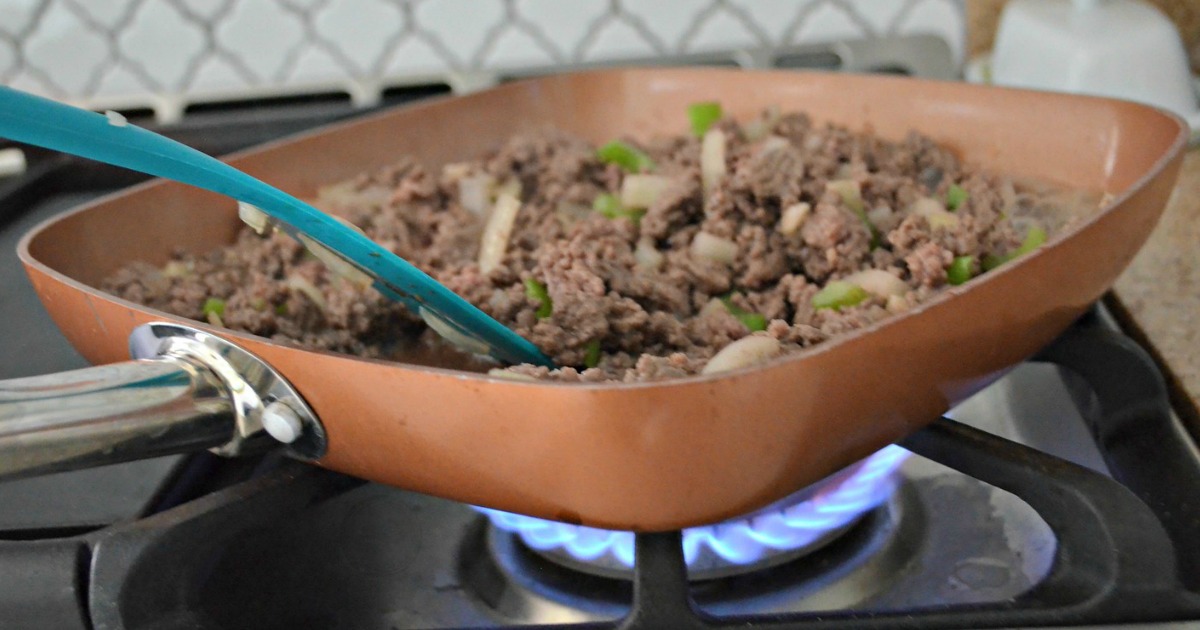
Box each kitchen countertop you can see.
[1110,148,1200,434]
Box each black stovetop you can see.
[2,95,1200,630]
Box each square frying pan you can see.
[9,68,1188,531]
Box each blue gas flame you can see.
[475,445,910,569]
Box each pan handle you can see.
[0,322,325,481]
[0,357,235,479]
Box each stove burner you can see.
[462,482,921,624]
[475,445,908,580]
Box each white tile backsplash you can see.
[21,1,109,94]
[517,0,608,58]
[0,0,964,120]
[620,0,711,50]
[483,25,557,68]
[788,2,875,46]
[215,1,304,82]
[579,15,660,61]
[727,0,813,44]
[287,44,351,86]
[175,0,233,22]
[417,0,504,66]
[312,0,405,73]
[685,6,768,52]
[119,1,206,90]
[69,0,135,29]
[0,38,15,73]
[177,53,248,95]
[0,0,43,37]
[382,33,452,77]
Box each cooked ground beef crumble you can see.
[102,107,1089,382]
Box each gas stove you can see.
[3,79,1200,630]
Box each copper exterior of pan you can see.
[16,69,1187,531]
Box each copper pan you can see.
[9,68,1188,531]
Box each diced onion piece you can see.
[297,233,373,289]
[947,255,976,285]
[699,297,727,318]
[759,135,791,154]
[162,260,192,278]
[0,147,27,177]
[419,306,491,356]
[620,174,672,209]
[690,231,737,265]
[331,214,365,234]
[826,180,863,213]
[777,202,811,236]
[105,110,127,127]
[885,294,909,313]
[458,174,494,217]
[285,275,327,311]
[494,178,522,200]
[926,211,960,230]
[478,193,522,274]
[743,105,781,141]
[842,269,907,298]
[828,179,880,244]
[206,311,224,328]
[635,238,665,271]
[909,197,958,229]
[812,281,869,311]
[486,368,538,382]
[687,101,723,137]
[702,336,782,375]
[442,162,471,180]
[701,128,727,193]
[238,201,274,234]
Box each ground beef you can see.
[102,108,1094,382]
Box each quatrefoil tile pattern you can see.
[0,0,963,120]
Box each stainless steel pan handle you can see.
[0,322,325,481]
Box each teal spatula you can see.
[0,86,552,367]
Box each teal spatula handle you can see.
[0,86,552,367]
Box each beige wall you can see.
[967,0,1200,71]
